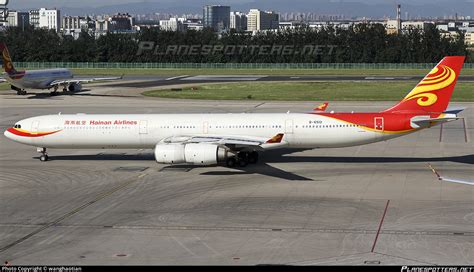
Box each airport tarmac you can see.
[103,74,474,88]
[0,85,473,265]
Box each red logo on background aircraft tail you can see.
[383,56,465,114]
[0,42,18,75]
[313,102,329,112]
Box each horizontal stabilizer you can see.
[443,107,466,115]
[412,117,460,127]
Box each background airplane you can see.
[3,56,466,166]
[0,43,122,95]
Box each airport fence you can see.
[13,62,474,70]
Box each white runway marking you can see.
[166,75,189,81]
[181,75,266,81]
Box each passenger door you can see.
[374,117,384,132]
[203,121,209,134]
[139,120,148,134]
[285,120,294,134]
[31,121,40,144]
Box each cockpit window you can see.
[14,124,21,128]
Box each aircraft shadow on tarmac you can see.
[42,150,474,181]
[20,89,92,99]
[3,89,137,99]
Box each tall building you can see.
[37,8,60,32]
[95,19,111,37]
[29,9,39,28]
[6,11,29,28]
[203,5,230,31]
[230,11,247,31]
[465,32,474,45]
[247,9,279,31]
[62,16,94,39]
[0,0,8,24]
[62,16,82,32]
[160,17,186,31]
[184,18,203,31]
[109,13,134,32]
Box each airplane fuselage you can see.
[4,68,73,89]
[5,112,424,150]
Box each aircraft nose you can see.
[4,127,13,140]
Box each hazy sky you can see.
[8,0,473,17]
[10,0,470,9]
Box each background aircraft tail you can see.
[0,42,18,75]
[383,56,465,114]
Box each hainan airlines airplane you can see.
[4,56,466,167]
[0,43,122,95]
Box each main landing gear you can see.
[12,85,27,95]
[48,85,61,96]
[225,151,259,168]
[37,147,49,162]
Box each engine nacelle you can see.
[154,143,186,164]
[68,82,82,92]
[154,143,228,165]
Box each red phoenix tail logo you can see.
[402,65,456,107]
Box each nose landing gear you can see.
[37,147,49,162]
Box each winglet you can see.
[266,133,284,144]
[427,164,442,180]
[313,102,329,112]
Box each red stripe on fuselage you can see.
[7,128,61,137]
[311,112,442,133]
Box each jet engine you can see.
[68,82,82,92]
[154,143,229,165]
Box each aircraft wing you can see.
[160,133,287,151]
[428,164,474,185]
[49,75,123,86]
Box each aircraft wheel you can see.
[226,157,237,168]
[248,151,259,164]
[238,158,248,167]
[39,155,49,162]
